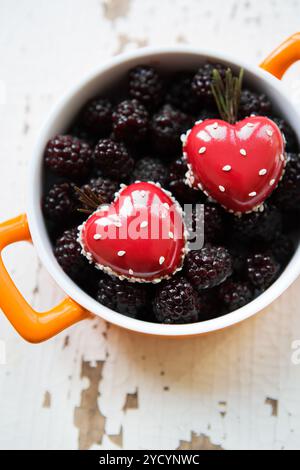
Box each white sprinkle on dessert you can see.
[117,250,126,257]
[222,165,231,172]
[159,256,165,265]
[93,234,102,240]
[219,185,225,193]
[180,133,187,144]
[259,169,267,176]
[240,148,247,156]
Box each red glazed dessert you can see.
[78,182,187,282]
[183,116,286,214]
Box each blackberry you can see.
[112,99,149,144]
[129,65,163,109]
[166,72,198,114]
[254,235,295,267]
[226,242,249,278]
[80,176,118,205]
[93,138,134,181]
[43,182,76,222]
[246,253,280,290]
[271,153,300,211]
[239,89,272,118]
[54,227,89,281]
[204,204,223,243]
[168,157,202,204]
[78,98,112,137]
[218,280,253,312]
[68,123,97,146]
[131,157,168,186]
[186,203,223,247]
[269,235,295,266]
[185,246,233,291]
[96,276,148,318]
[191,63,226,104]
[197,289,221,320]
[151,104,191,156]
[196,107,220,122]
[44,135,92,180]
[273,117,299,153]
[153,276,198,324]
[231,204,282,243]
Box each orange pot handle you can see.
[0,214,90,343]
[261,32,300,78]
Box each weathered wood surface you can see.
[1,0,300,450]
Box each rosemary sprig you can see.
[211,67,244,124]
[74,186,105,214]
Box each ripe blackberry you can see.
[166,72,198,114]
[203,204,224,243]
[246,253,280,290]
[218,280,253,312]
[269,235,295,266]
[153,276,198,324]
[239,89,272,118]
[191,63,226,104]
[186,203,223,247]
[185,246,233,291]
[44,135,92,180]
[93,138,134,181]
[54,227,89,281]
[231,204,282,243]
[151,104,191,156]
[196,107,220,122]
[197,289,221,320]
[273,117,299,152]
[96,276,148,318]
[226,242,249,278]
[271,153,300,211]
[131,157,168,186]
[129,65,163,109]
[168,157,200,204]
[78,98,112,137]
[68,122,97,146]
[43,182,76,222]
[112,99,149,144]
[80,176,118,205]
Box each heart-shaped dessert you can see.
[78,182,187,282]
[183,116,285,214]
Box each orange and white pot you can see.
[1,34,300,343]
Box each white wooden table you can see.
[1,0,300,450]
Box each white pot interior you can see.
[27,47,300,336]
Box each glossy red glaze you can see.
[184,117,285,213]
[79,182,186,282]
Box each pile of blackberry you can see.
[42,63,300,324]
